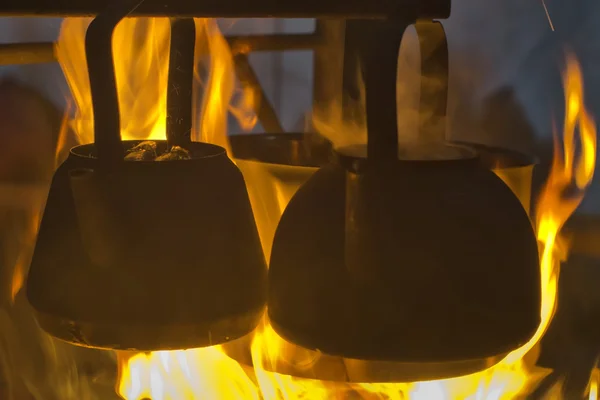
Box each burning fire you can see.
[55,16,596,400]
[588,367,599,400]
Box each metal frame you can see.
[0,0,450,18]
[0,0,450,136]
[0,20,341,134]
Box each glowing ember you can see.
[56,14,597,400]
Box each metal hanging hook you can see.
[345,18,449,164]
[85,0,146,168]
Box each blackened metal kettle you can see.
[268,18,540,380]
[26,5,267,351]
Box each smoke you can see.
[310,1,571,156]
[311,23,453,151]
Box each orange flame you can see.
[9,211,41,303]
[56,18,255,147]
[113,52,597,400]
[588,367,599,400]
[56,15,596,399]
[56,18,171,144]
[195,19,235,153]
[508,51,597,364]
[117,349,260,399]
[8,87,74,303]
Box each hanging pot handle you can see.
[85,0,146,168]
[359,18,449,163]
[86,6,197,163]
[167,18,196,149]
[414,20,449,142]
[357,18,408,163]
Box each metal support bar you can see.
[0,42,55,65]
[228,33,323,53]
[0,34,323,66]
[0,0,451,19]
[233,54,285,133]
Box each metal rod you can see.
[228,33,323,53]
[233,54,284,133]
[348,19,408,163]
[0,34,323,66]
[166,18,196,148]
[0,42,55,65]
[86,0,147,166]
[0,0,451,19]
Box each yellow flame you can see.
[589,367,599,400]
[56,18,255,147]
[57,18,170,144]
[117,349,260,400]
[503,52,597,366]
[8,88,73,303]
[54,100,73,169]
[113,52,597,400]
[9,211,41,303]
[57,15,596,400]
[195,19,235,154]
